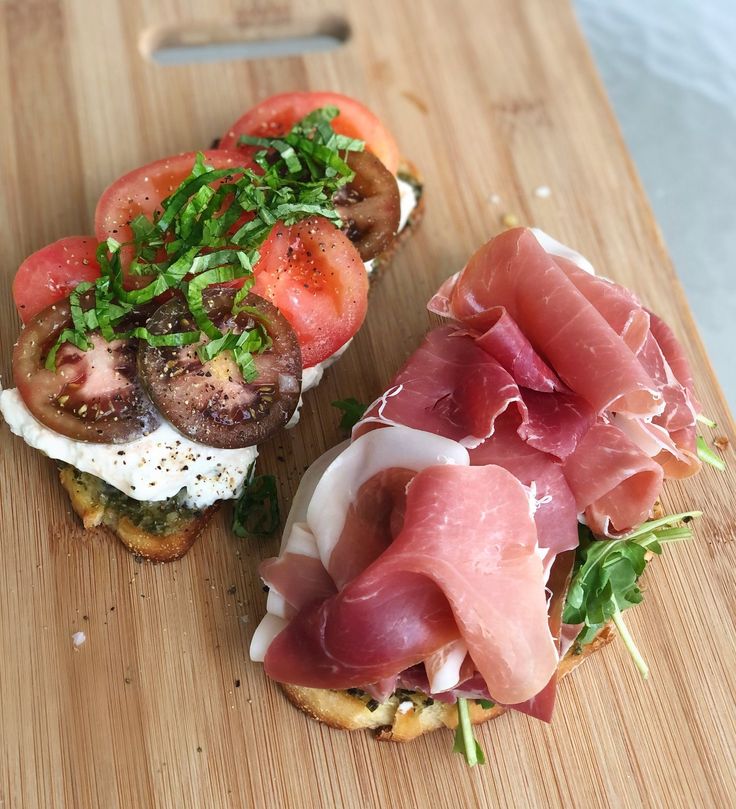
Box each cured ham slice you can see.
[327,467,413,589]
[430,228,664,419]
[357,326,523,447]
[252,227,702,729]
[562,423,664,536]
[259,524,336,616]
[305,425,469,575]
[555,257,652,354]
[264,464,558,705]
[474,307,564,393]
[358,323,594,460]
[469,413,579,568]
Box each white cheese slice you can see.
[0,387,257,510]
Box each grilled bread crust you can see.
[59,466,219,562]
[279,625,614,742]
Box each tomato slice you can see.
[333,150,400,261]
[12,237,101,324]
[94,149,253,288]
[94,149,250,245]
[13,295,160,443]
[250,216,369,368]
[138,290,301,449]
[220,91,400,176]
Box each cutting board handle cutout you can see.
[139,16,350,65]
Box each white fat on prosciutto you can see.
[306,425,470,568]
[251,425,470,666]
[424,639,469,693]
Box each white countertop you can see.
[575,0,736,411]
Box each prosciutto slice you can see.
[252,227,702,726]
[430,228,664,419]
[469,413,579,568]
[562,423,664,536]
[356,326,523,447]
[259,524,336,617]
[264,464,558,705]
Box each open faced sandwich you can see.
[0,92,423,561]
[250,227,715,764]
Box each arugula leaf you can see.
[476,699,495,710]
[563,512,699,677]
[452,698,486,767]
[697,435,726,471]
[332,397,368,431]
[696,413,717,429]
[232,474,280,539]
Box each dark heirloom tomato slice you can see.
[13,295,161,443]
[333,150,401,261]
[138,290,301,449]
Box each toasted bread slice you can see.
[279,624,614,742]
[59,466,219,562]
[368,159,425,285]
[56,165,423,562]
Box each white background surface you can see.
[574,0,736,411]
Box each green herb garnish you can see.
[452,698,486,767]
[232,473,280,539]
[696,435,726,471]
[332,397,368,431]
[696,413,717,429]
[46,108,365,381]
[563,512,699,678]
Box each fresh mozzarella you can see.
[0,387,257,509]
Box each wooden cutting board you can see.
[1,1,734,807]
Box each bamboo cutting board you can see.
[1,1,734,807]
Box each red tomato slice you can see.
[220,92,400,176]
[94,149,251,246]
[12,237,101,324]
[251,216,368,368]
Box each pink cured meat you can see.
[469,412,579,562]
[474,306,564,393]
[563,423,664,536]
[356,326,523,446]
[264,464,558,705]
[555,257,651,354]
[431,228,663,418]
[517,388,596,460]
[327,467,413,589]
[260,552,336,616]
[648,311,699,399]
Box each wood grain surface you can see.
[1,1,734,807]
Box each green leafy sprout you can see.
[563,512,700,679]
[453,698,486,767]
